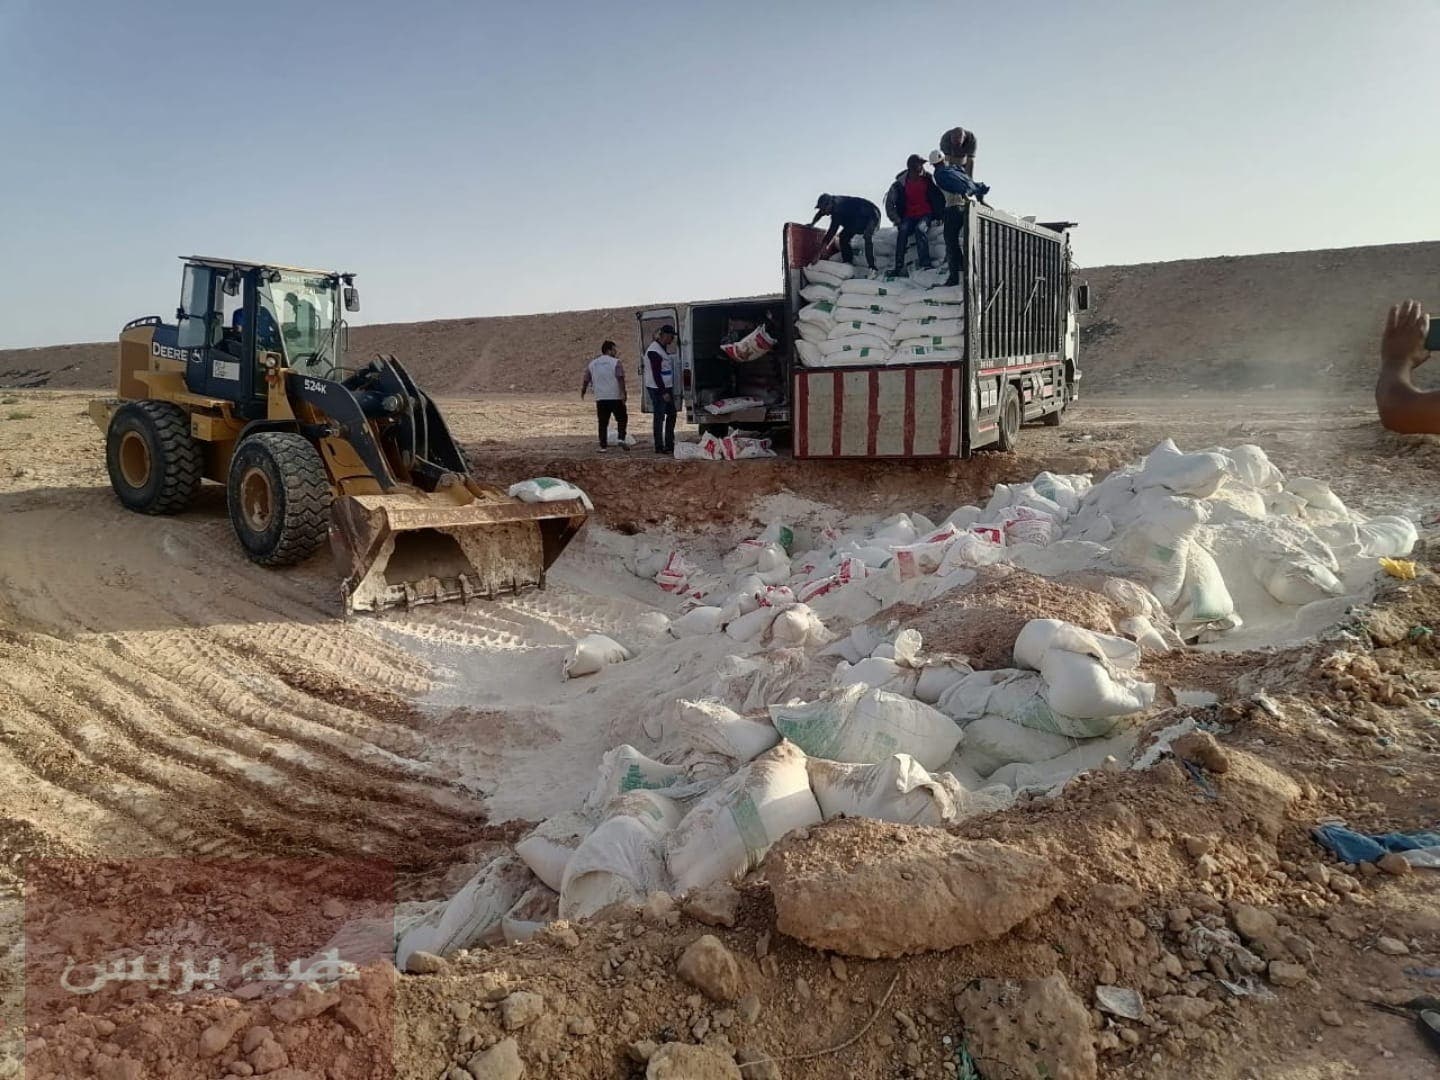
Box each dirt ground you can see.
[1,388,1439,1079]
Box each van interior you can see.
[690,299,789,420]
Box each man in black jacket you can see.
[810,194,881,272]
[884,155,943,274]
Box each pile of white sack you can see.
[674,428,777,462]
[796,260,966,371]
[397,442,1419,966]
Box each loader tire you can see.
[106,400,203,515]
[997,385,1021,452]
[227,432,332,566]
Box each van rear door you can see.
[635,307,682,417]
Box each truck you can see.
[637,202,1087,457]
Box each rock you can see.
[1282,934,1316,968]
[894,1010,920,1041]
[1153,996,1216,1023]
[678,935,745,1002]
[1367,609,1409,647]
[736,1046,782,1080]
[955,974,1096,1080]
[1183,835,1213,858]
[248,1038,289,1073]
[1119,1028,1142,1047]
[473,972,513,1002]
[1377,853,1411,877]
[241,1027,273,1055]
[1125,917,1147,940]
[1229,903,1279,946]
[1267,961,1307,988]
[645,1043,742,1079]
[1095,986,1144,1020]
[566,1015,595,1036]
[466,1037,524,1080]
[737,993,761,1024]
[321,898,346,919]
[405,950,448,975]
[1359,861,1381,878]
[683,882,742,928]
[1172,731,1230,774]
[1166,907,1192,933]
[628,1041,659,1063]
[500,991,546,1030]
[1195,854,1220,879]
[1320,1010,1344,1027]
[448,1069,474,1080]
[199,1012,250,1057]
[333,999,374,1036]
[829,955,848,982]
[643,892,677,923]
[268,985,339,1024]
[766,821,1063,959]
[544,924,581,950]
[1376,936,1410,956]
[1304,863,1331,888]
[1090,883,1142,910]
[94,1058,142,1080]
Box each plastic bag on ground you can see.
[669,699,780,762]
[563,634,633,680]
[396,855,534,967]
[507,477,594,510]
[665,741,821,892]
[769,683,962,770]
[560,815,672,919]
[514,810,593,893]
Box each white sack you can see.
[586,744,690,811]
[665,741,821,892]
[770,604,830,647]
[1357,516,1418,557]
[1175,544,1235,629]
[961,713,1080,778]
[560,815,672,920]
[1284,477,1348,517]
[670,699,780,762]
[671,606,726,637]
[894,316,964,341]
[915,660,975,704]
[507,477,594,510]
[396,855,534,967]
[563,634,632,680]
[1013,619,1141,672]
[501,884,560,944]
[832,656,920,697]
[800,282,838,304]
[807,754,992,826]
[1038,649,1156,724]
[514,810,592,893]
[1137,440,1228,498]
[769,683,962,770]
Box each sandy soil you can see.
[1,388,1439,1079]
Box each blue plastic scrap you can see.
[1312,823,1440,864]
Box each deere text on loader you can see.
[90,257,587,611]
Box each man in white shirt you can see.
[581,340,629,452]
[643,325,679,454]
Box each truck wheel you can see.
[227,432,332,566]
[997,386,1022,452]
[105,400,203,514]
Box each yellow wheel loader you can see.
[89,257,587,612]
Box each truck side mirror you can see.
[1076,283,1090,312]
[343,286,360,312]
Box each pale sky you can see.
[1,0,1438,348]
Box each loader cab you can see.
[175,257,355,415]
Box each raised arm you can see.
[1376,300,1440,434]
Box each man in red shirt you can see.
[884,155,943,275]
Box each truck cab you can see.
[636,295,791,433]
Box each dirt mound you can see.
[1080,240,1440,396]
[8,239,1437,397]
[892,567,1130,669]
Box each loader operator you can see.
[644,325,679,454]
[809,194,881,272]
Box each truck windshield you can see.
[260,272,342,375]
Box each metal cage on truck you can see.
[788,204,1083,459]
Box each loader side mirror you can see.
[1076,283,1090,312]
[343,286,360,312]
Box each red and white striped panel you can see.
[794,366,962,459]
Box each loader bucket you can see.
[332,491,588,613]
